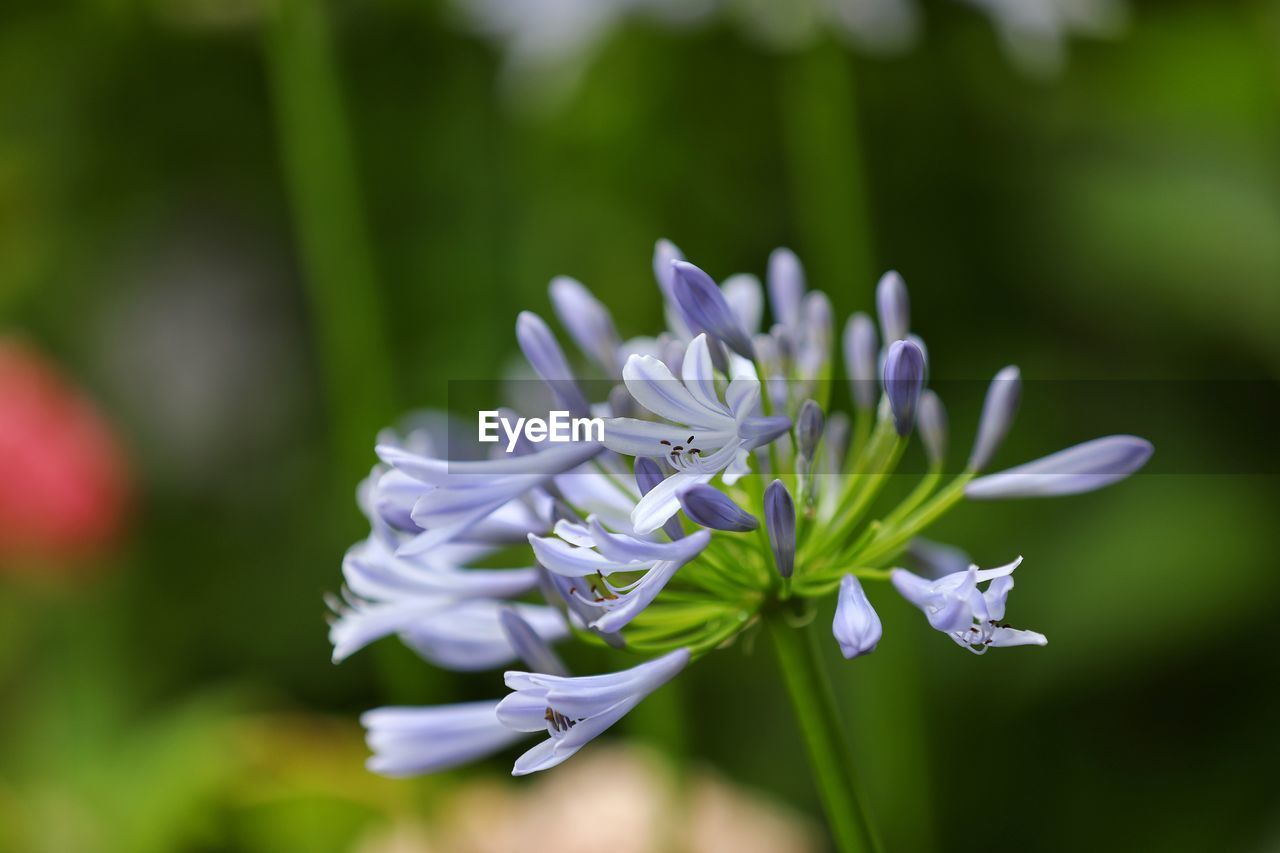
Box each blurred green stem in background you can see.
[778,40,876,293]
[766,605,880,853]
[265,0,396,486]
[265,0,432,704]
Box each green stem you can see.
[766,607,880,853]
[265,0,396,485]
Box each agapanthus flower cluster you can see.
[330,240,1152,777]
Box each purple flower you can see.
[497,648,690,775]
[603,334,781,533]
[377,440,600,554]
[329,532,566,668]
[529,517,711,632]
[891,557,1047,654]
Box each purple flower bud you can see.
[515,311,591,418]
[824,411,850,476]
[917,390,947,465]
[767,247,806,331]
[906,333,929,382]
[549,276,621,377]
[635,457,685,541]
[652,239,684,304]
[875,270,910,343]
[764,479,796,579]
[499,608,569,677]
[739,415,792,449]
[754,333,781,377]
[677,484,758,532]
[607,384,635,419]
[883,339,925,436]
[843,312,879,410]
[965,435,1154,500]
[833,575,882,659]
[796,399,825,460]
[721,273,763,335]
[659,336,686,377]
[634,457,665,496]
[670,260,756,359]
[967,366,1021,472]
[796,291,833,379]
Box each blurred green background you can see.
[1,0,1277,851]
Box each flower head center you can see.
[544,706,579,734]
[659,435,708,472]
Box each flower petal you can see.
[965,435,1153,499]
[621,352,733,429]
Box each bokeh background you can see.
[1,0,1278,851]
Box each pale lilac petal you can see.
[591,560,683,632]
[603,417,731,458]
[377,441,602,483]
[630,470,712,534]
[528,534,638,577]
[587,518,710,563]
[965,435,1153,499]
[987,627,1048,648]
[399,600,567,672]
[738,415,791,449]
[362,700,525,777]
[621,352,733,429]
[681,335,731,418]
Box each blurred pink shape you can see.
[0,338,131,569]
